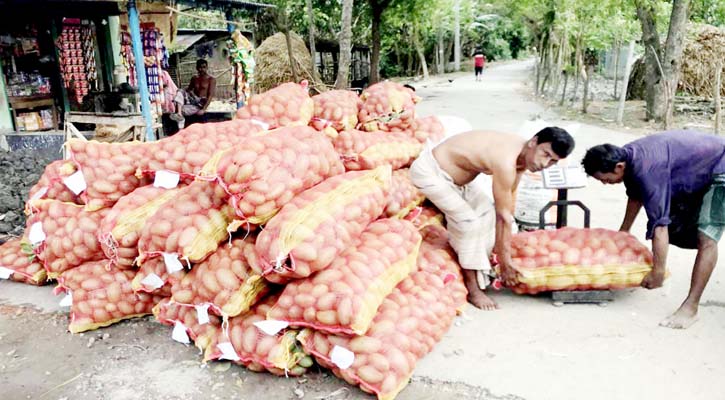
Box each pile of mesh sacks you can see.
[0,80,652,400]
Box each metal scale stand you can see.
[539,166,613,307]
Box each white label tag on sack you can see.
[330,345,355,370]
[195,304,210,325]
[217,342,240,361]
[172,321,190,344]
[162,253,184,274]
[59,291,73,307]
[28,222,46,245]
[140,273,165,290]
[253,320,289,336]
[63,170,87,195]
[250,118,270,130]
[153,170,180,189]
[0,267,13,279]
[30,186,48,202]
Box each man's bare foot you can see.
[659,304,699,329]
[467,288,498,311]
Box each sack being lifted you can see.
[507,227,654,294]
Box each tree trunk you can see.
[369,0,390,84]
[583,64,594,113]
[662,0,691,128]
[413,26,429,79]
[715,62,722,135]
[613,39,620,99]
[571,34,582,102]
[617,40,636,126]
[453,0,461,71]
[278,9,299,82]
[306,0,316,75]
[335,0,354,89]
[535,34,545,96]
[445,37,454,72]
[560,71,569,105]
[635,0,690,123]
[437,27,445,74]
[551,33,566,99]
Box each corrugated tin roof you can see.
[173,33,206,52]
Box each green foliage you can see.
[690,0,725,27]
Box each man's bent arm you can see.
[492,170,516,265]
[620,197,642,232]
[651,225,668,273]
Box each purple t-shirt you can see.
[623,130,725,239]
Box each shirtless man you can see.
[171,59,216,122]
[410,127,575,309]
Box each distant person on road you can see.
[582,130,725,329]
[473,49,486,81]
[410,127,575,310]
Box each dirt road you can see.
[2,60,723,400]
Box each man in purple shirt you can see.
[582,130,725,329]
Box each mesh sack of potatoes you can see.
[333,129,422,171]
[0,238,47,285]
[170,235,269,318]
[254,166,391,283]
[383,169,425,218]
[310,89,362,138]
[358,81,418,132]
[24,199,109,279]
[508,227,654,294]
[98,185,181,269]
[202,294,314,376]
[205,126,344,226]
[297,239,467,400]
[57,261,164,333]
[235,82,314,129]
[268,218,421,336]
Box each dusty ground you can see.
[1,60,724,400]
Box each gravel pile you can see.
[0,149,56,238]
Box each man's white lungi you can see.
[409,143,496,289]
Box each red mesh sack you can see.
[136,180,236,267]
[153,298,221,351]
[333,129,422,171]
[26,159,82,210]
[207,126,344,225]
[98,185,181,268]
[57,261,164,333]
[310,89,362,137]
[508,227,654,294]
[0,238,47,286]
[404,205,445,230]
[358,81,418,132]
[68,120,263,210]
[297,241,467,400]
[24,199,109,279]
[411,116,445,144]
[202,294,314,376]
[131,257,186,297]
[384,169,425,218]
[255,166,392,283]
[236,82,314,129]
[268,218,421,335]
[170,235,269,318]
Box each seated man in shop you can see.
[410,127,575,310]
[170,59,216,124]
[582,131,725,329]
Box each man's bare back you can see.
[433,130,527,186]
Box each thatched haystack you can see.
[254,32,324,93]
[628,24,725,100]
[680,24,725,97]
